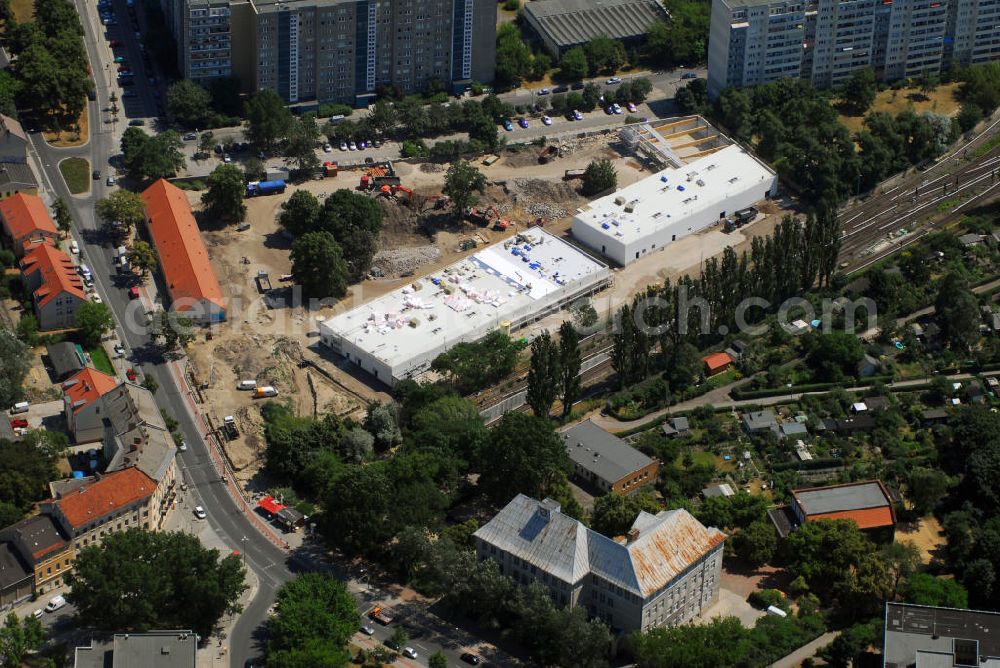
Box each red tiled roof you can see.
[141,179,224,311]
[56,467,155,529]
[19,243,85,307]
[62,368,120,414]
[257,496,286,515]
[703,351,733,373]
[0,193,57,241]
[805,507,896,530]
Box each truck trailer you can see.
[246,180,287,197]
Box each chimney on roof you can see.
[626,528,640,543]
[538,498,560,520]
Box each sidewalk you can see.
[769,631,838,668]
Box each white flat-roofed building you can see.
[318,228,611,386]
[571,144,777,266]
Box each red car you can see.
[126,368,136,382]
[128,287,139,299]
[109,39,122,47]
[9,418,27,429]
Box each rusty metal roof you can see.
[475,494,726,598]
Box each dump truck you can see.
[563,168,586,181]
[322,161,338,177]
[359,162,400,190]
[538,145,558,164]
[246,180,287,196]
[734,207,758,225]
[369,607,394,625]
[222,415,238,440]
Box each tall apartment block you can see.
[162,0,496,106]
[708,0,999,97]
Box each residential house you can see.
[822,414,877,436]
[964,380,987,405]
[561,420,660,496]
[883,602,1000,668]
[474,494,725,633]
[769,480,896,541]
[857,353,881,378]
[19,243,87,330]
[778,422,809,439]
[661,417,691,439]
[74,630,197,668]
[0,193,57,255]
[702,352,733,377]
[43,467,157,551]
[742,409,777,434]
[0,542,32,609]
[725,339,748,361]
[0,514,74,595]
[46,342,84,381]
[702,483,735,499]
[62,368,122,443]
[959,233,984,248]
[0,114,28,163]
[141,179,226,324]
[921,407,949,425]
[862,396,889,411]
[0,163,38,198]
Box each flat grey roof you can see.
[0,541,30,590]
[525,0,667,48]
[0,161,37,190]
[793,481,890,515]
[885,603,1000,667]
[47,341,84,379]
[74,631,197,668]
[561,419,654,484]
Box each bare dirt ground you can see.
[897,516,947,565]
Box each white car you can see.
[106,175,117,186]
[542,115,552,126]
[70,240,79,254]
[360,625,375,636]
[402,647,418,659]
[348,141,356,151]
[31,609,43,619]
[113,343,125,357]
[223,154,231,164]
[339,142,348,151]
[323,143,332,153]
[91,294,102,303]
[607,76,622,84]
[178,439,187,452]
[194,506,206,519]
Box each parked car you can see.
[348,141,357,151]
[9,418,28,429]
[607,76,622,84]
[128,119,144,126]
[193,506,206,519]
[502,119,513,131]
[45,596,66,613]
[573,110,583,121]
[91,294,102,304]
[106,175,117,185]
[402,648,418,659]
[126,368,136,382]
[384,639,400,652]
[627,102,637,112]
[518,118,529,128]
[70,240,79,254]
[339,141,348,151]
[372,138,382,147]
[537,87,550,95]
[360,626,375,636]
[323,143,332,153]
[460,653,482,665]
[92,169,101,180]
[113,343,125,357]
[542,115,552,126]
[682,72,698,79]
[612,103,622,115]
[178,439,187,452]
[184,132,197,141]
[128,286,140,299]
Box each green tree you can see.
[559,47,589,82]
[367,99,398,136]
[906,467,953,515]
[244,89,293,149]
[0,502,23,528]
[583,37,625,75]
[285,113,322,172]
[319,465,393,554]
[430,330,519,394]
[201,164,247,224]
[290,232,349,299]
[363,401,402,452]
[0,331,30,409]
[279,191,320,238]
[899,572,969,608]
[315,189,384,282]
[936,272,980,351]
[158,311,195,351]
[16,314,38,347]
[121,129,186,181]
[166,79,213,129]
[734,519,777,567]
[52,196,72,235]
[75,301,114,347]
[803,331,864,382]
[581,159,617,196]
[442,160,487,215]
[95,189,146,237]
[198,131,216,156]
[266,573,358,668]
[67,529,247,639]
[590,492,660,537]
[494,23,533,89]
[558,321,582,418]
[644,6,710,68]
[428,650,448,668]
[0,434,62,513]
[526,330,561,418]
[0,611,44,666]
[127,240,158,278]
[478,412,569,504]
[839,67,878,115]
[819,619,881,668]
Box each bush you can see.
[749,589,788,611]
[503,0,519,9]
[317,103,353,118]
[401,139,428,157]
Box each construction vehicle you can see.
[358,162,400,190]
[734,207,758,225]
[528,217,545,228]
[246,179,287,196]
[255,270,272,292]
[253,386,279,398]
[538,145,558,164]
[369,607,394,625]
[563,169,586,181]
[465,205,500,227]
[322,161,338,177]
[419,194,451,213]
[493,219,511,231]
[222,415,238,440]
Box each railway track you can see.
[837,114,1000,272]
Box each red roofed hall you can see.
[257,495,286,516]
[46,468,156,544]
[0,193,58,256]
[19,243,87,330]
[790,480,895,539]
[62,368,121,443]
[703,351,734,376]
[141,179,225,323]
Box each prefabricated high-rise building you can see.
[161,0,497,106]
[708,0,1000,97]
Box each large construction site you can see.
[178,117,791,485]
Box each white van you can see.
[45,595,66,613]
[237,380,257,391]
[79,264,91,279]
[10,401,29,414]
[254,386,278,398]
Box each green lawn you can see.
[88,345,114,376]
[59,157,91,195]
